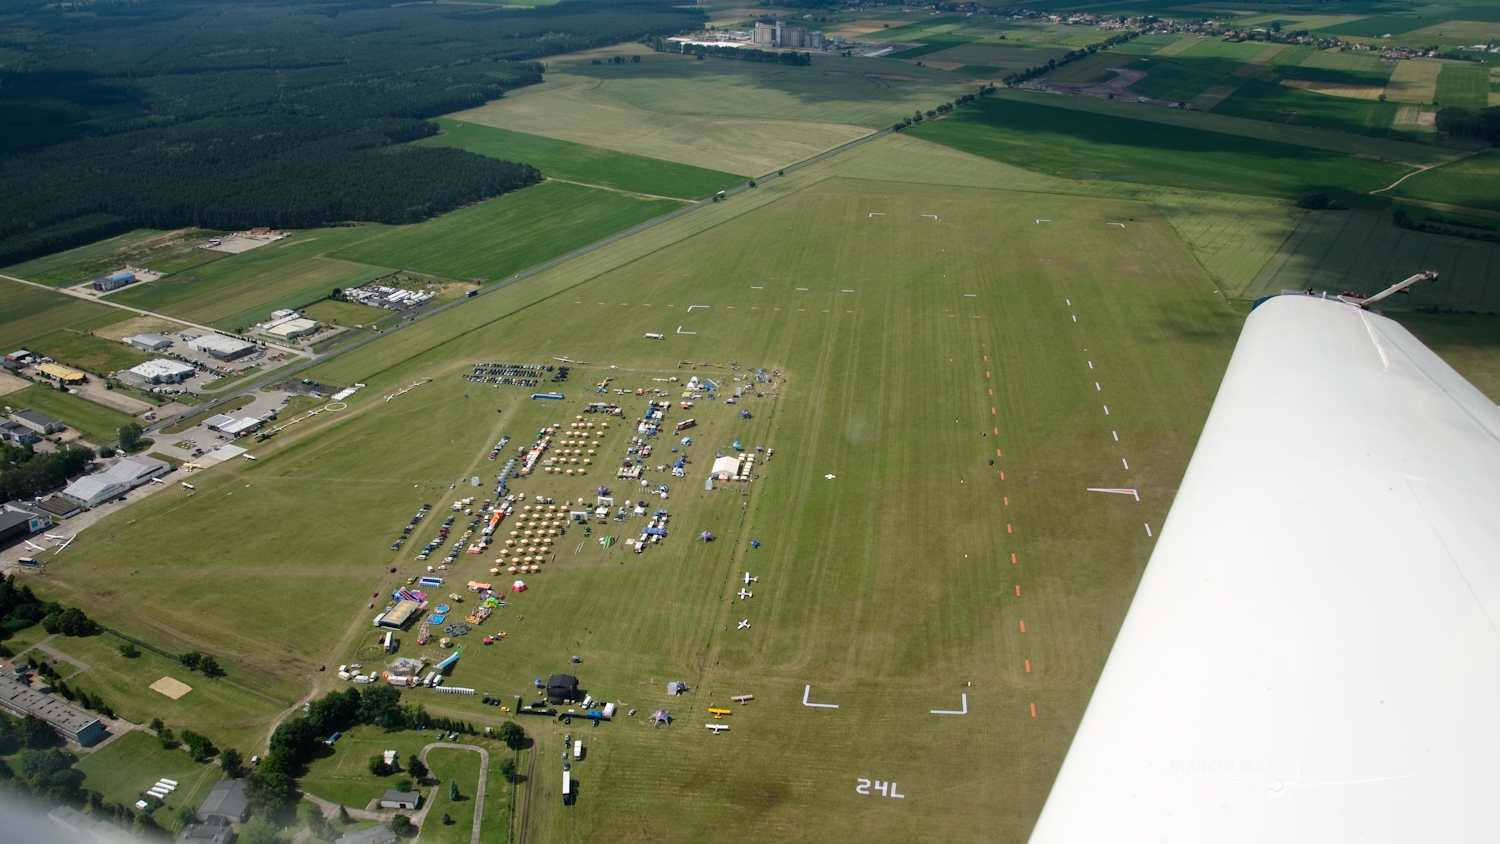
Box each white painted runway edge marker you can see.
[930,693,969,715]
[1088,488,1140,501]
[1122,458,1130,470]
[803,685,839,709]
[1108,222,1126,227]
[1095,382,1101,391]
[964,294,977,297]
[1088,361,1093,369]
[751,286,763,289]
[842,289,854,293]
[677,326,696,335]
[923,214,939,220]
[1103,405,1110,415]
[1036,219,1051,224]
[1112,430,1118,441]
[1144,523,1153,537]
[868,212,885,217]
[686,304,710,312]
[1072,315,1078,322]
[796,287,808,291]
[1066,299,1071,305]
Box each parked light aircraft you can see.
[742,572,757,584]
[737,619,750,630]
[737,588,753,600]
[705,724,729,734]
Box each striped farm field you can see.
[0,276,124,348]
[1388,149,1500,213]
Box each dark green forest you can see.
[0,0,704,265]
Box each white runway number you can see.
[856,779,905,798]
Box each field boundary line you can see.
[541,176,697,203]
[100,626,291,708]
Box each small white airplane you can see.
[243,454,256,461]
[148,477,165,485]
[742,572,758,584]
[737,619,751,630]
[181,482,195,490]
[737,588,753,600]
[705,724,730,733]
[23,540,44,552]
[44,534,68,542]
[730,694,754,704]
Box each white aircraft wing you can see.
[1029,294,1500,844]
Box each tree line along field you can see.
[421,119,743,199]
[36,136,1245,841]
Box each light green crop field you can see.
[1435,62,1492,108]
[2,229,163,282]
[6,383,137,443]
[330,181,683,284]
[422,119,742,200]
[26,329,152,377]
[0,278,124,349]
[38,142,1244,841]
[103,228,393,332]
[1389,150,1500,212]
[421,748,484,844]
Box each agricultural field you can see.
[1388,150,1500,213]
[24,330,152,378]
[1435,62,1492,108]
[2,230,165,285]
[37,139,1245,842]
[0,278,125,350]
[4,383,137,444]
[2,229,225,289]
[421,119,742,200]
[449,45,968,175]
[906,95,1411,202]
[104,228,394,333]
[330,181,683,284]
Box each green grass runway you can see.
[41,171,1242,843]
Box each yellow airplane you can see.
[708,707,732,720]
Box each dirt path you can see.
[516,745,537,844]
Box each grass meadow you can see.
[6,383,136,442]
[25,329,152,377]
[0,278,124,349]
[330,181,682,284]
[75,731,226,828]
[422,119,741,200]
[40,154,1243,842]
[906,96,1410,201]
[2,229,164,284]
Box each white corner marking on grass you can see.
[677,326,696,335]
[1088,488,1139,501]
[686,304,710,312]
[868,212,885,217]
[930,693,968,715]
[923,214,939,220]
[1108,222,1126,227]
[1036,219,1051,224]
[803,685,839,709]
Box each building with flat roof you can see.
[0,420,38,446]
[92,271,136,292]
[203,415,261,437]
[0,503,52,545]
[176,821,232,844]
[188,334,255,361]
[125,359,196,385]
[9,409,64,435]
[62,454,170,509]
[266,317,319,339]
[338,826,398,844]
[197,778,250,823]
[0,675,104,745]
[126,333,173,352]
[37,363,86,385]
[380,789,420,809]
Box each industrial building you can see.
[188,334,255,361]
[125,359,196,385]
[0,420,38,446]
[203,414,262,437]
[61,454,171,509]
[37,363,86,385]
[126,333,174,352]
[0,675,104,745]
[91,271,136,292]
[175,821,233,844]
[0,503,52,545]
[752,21,823,48]
[9,408,63,435]
[266,317,320,339]
[197,778,251,824]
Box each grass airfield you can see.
[38,139,1243,841]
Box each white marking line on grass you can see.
[1095,382,1101,391]
[930,694,968,715]
[1088,361,1093,369]
[1145,523,1153,537]
[796,288,808,291]
[1036,219,1051,224]
[842,289,854,293]
[869,212,885,217]
[964,294,977,297]
[803,685,839,708]
[1072,315,1078,322]
[922,214,939,220]
[686,305,710,312]
[1103,405,1110,415]
[1088,488,1139,501]
[1112,430,1118,441]
[1122,458,1130,470]
[677,326,696,335]
[1108,222,1126,227]
[751,286,763,289]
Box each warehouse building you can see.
[203,414,262,437]
[188,334,255,361]
[0,675,104,745]
[0,420,38,446]
[61,454,170,508]
[0,503,52,545]
[197,778,250,824]
[266,317,319,340]
[125,359,196,385]
[91,271,136,292]
[126,333,174,352]
[9,409,63,435]
[37,363,86,385]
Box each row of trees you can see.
[891,89,997,131]
[1434,106,1500,143]
[0,445,94,503]
[1002,29,1143,87]
[0,576,102,641]
[1393,208,1500,244]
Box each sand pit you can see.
[150,677,192,699]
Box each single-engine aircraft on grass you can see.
[737,619,750,630]
[743,572,758,584]
[738,588,753,600]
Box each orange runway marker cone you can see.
[1024,659,1031,673]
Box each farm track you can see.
[516,745,537,844]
